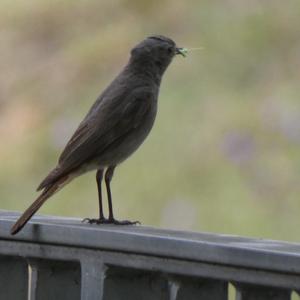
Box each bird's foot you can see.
[82,217,140,225]
[109,219,141,225]
[82,217,107,224]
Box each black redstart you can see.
[11,35,186,235]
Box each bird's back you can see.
[38,66,159,190]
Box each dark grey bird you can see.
[11,35,185,235]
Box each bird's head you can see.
[130,35,185,75]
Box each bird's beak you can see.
[175,47,188,57]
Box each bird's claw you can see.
[82,218,107,224]
[82,217,140,225]
[111,219,140,225]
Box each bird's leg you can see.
[82,169,107,224]
[96,169,105,221]
[105,166,140,225]
[83,166,140,225]
[105,165,116,221]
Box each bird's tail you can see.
[10,175,71,235]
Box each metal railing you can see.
[0,210,300,300]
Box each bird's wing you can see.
[58,87,154,172]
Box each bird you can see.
[11,35,186,235]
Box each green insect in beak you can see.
[176,47,188,57]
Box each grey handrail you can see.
[0,210,299,300]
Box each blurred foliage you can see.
[1,0,300,242]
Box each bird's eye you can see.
[167,47,173,54]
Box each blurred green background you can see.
[1,0,300,242]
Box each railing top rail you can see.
[1,210,300,274]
